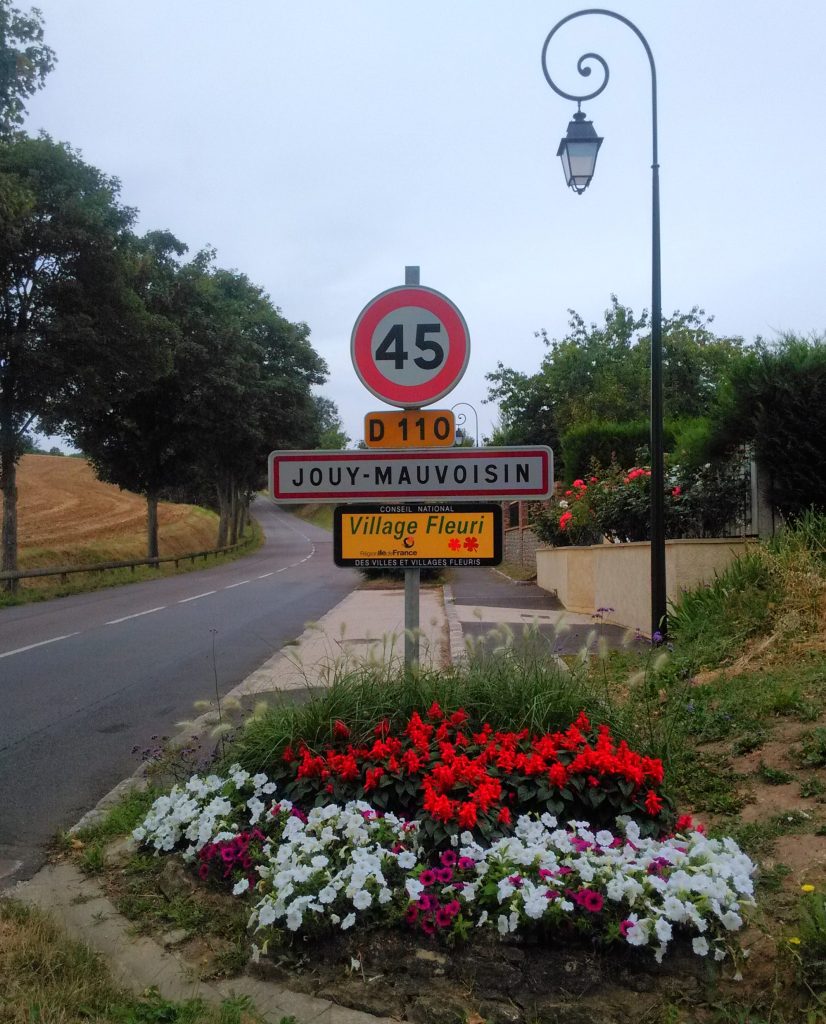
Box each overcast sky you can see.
[26,0,826,449]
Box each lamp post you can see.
[451,402,480,446]
[541,8,667,639]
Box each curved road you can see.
[0,501,360,886]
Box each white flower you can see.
[476,910,489,927]
[352,890,372,910]
[625,921,649,947]
[396,851,417,870]
[405,878,424,900]
[692,936,709,956]
[232,878,250,896]
[720,910,743,931]
[497,914,510,935]
[341,913,356,930]
[257,902,277,927]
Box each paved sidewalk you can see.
[235,586,449,697]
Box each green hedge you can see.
[560,420,677,483]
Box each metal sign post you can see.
[403,266,421,670]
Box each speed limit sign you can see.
[351,285,470,408]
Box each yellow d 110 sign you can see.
[364,409,455,448]
[334,502,502,569]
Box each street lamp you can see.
[541,8,667,638]
[451,402,480,446]
[556,109,603,194]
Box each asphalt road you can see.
[0,501,360,886]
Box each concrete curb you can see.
[441,582,467,665]
[13,862,392,1024]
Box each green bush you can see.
[708,333,826,519]
[560,420,676,484]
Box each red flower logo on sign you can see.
[447,538,462,551]
[463,536,479,552]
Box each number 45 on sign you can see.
[351,284,470,409]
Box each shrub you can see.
[531,455,749,546]
[708,333,826,519]
[560,420,675,484]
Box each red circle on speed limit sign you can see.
[351,285,470,408]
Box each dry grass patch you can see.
[0,898,260,1023]
[17,454,219,568]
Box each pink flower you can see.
[582,889,604,913]
[457,857,476,871]
[419,869,436,886]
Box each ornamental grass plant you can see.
[228,622,643,777]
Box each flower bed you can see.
[133,709,756,970]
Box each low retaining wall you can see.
[536,538,755,634]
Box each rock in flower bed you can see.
[132,713,757,972]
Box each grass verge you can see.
[0,899,261,1023]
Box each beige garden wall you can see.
[536,538,755,634]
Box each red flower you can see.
[364,767,385,792]
[463,536,479,552]
[497,806,512,826]
[457,802,478,828]
[671,485,682,497]
[447,538,462,551]
[333,720,350,740]
[426,701,444,721]
[644,789,663,815]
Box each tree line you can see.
[0,2,346,589]
[485,296,826,520]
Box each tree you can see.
[483,366,558,448]
[172,262,327,547]
[0,1,56,137]
[0,135,135,586]
[60,230,191,560]
[313,395,349,450]
[485,297,744,471]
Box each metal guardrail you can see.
[0,532,257,583]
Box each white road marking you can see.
[224,580,249,589]
[257,572,274,578]
[177,591,217,604]
[106,606,166,625]
[0,632,81,660]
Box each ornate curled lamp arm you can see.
[540,8,657,167]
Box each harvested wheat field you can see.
[13,454,219,570]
